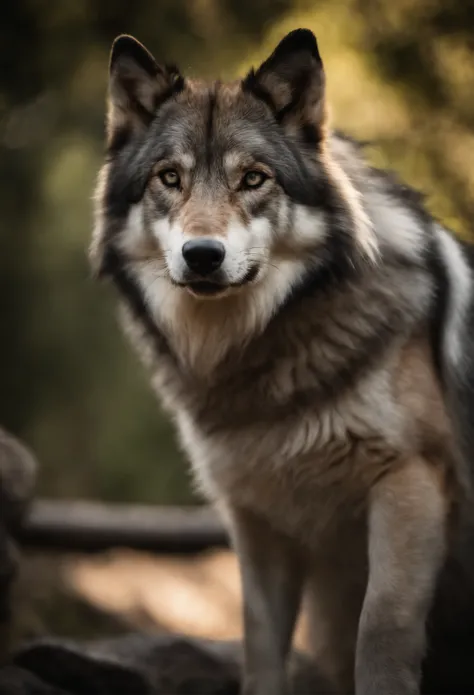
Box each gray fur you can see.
[91,29,474,695]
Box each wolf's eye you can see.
[159,169,180,188]
[241,170,268,190]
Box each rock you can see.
[0,430,37,533]
[0,633,334,694]
[0,665,69,695]
[0,428,38,658]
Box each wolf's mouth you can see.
[184,264,259,297]
[187,281,226,296]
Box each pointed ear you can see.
[107,35,183,150]
[243,29,326,141]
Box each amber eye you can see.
[159,169,180,188]
[241,170,268,190]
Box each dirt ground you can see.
[10,548,310,650]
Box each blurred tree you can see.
[354,0,474,235]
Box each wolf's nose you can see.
[182,239,225,276]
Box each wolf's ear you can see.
[243,29,326,140]
[107,35,183,150]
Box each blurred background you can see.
[1,0,474,647]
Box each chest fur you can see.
[172,339,451,548]
[123,298,452,545]
[177,378,408,546]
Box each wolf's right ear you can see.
[107,35,183,151]
[243,29,326,141]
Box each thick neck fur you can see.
[135,255,307,375]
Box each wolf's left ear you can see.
[243,29,326,140]
[107,35,183,149]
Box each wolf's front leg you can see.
[226,506,303,695]
[356,457,448,695]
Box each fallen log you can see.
[17,500,229,554]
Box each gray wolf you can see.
[90,28,474,695]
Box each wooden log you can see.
[17,499,229,554]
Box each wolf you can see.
[90,28,474,695]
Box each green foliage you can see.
[1,0,472,504]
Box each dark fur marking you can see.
[300,123,323,147]
[446,238,474,497]
[205,87,217,171]
[104,104,181,219]
[425,234,450,382]
[286,198,295,238]
[102,245,171,357]
[107,125,132,157]
[281,182,362,305]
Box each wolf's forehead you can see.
[160,81,270,166]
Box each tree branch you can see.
[16,499,229,554]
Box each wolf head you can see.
[92,30,377,364]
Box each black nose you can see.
[182,239,225,276]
